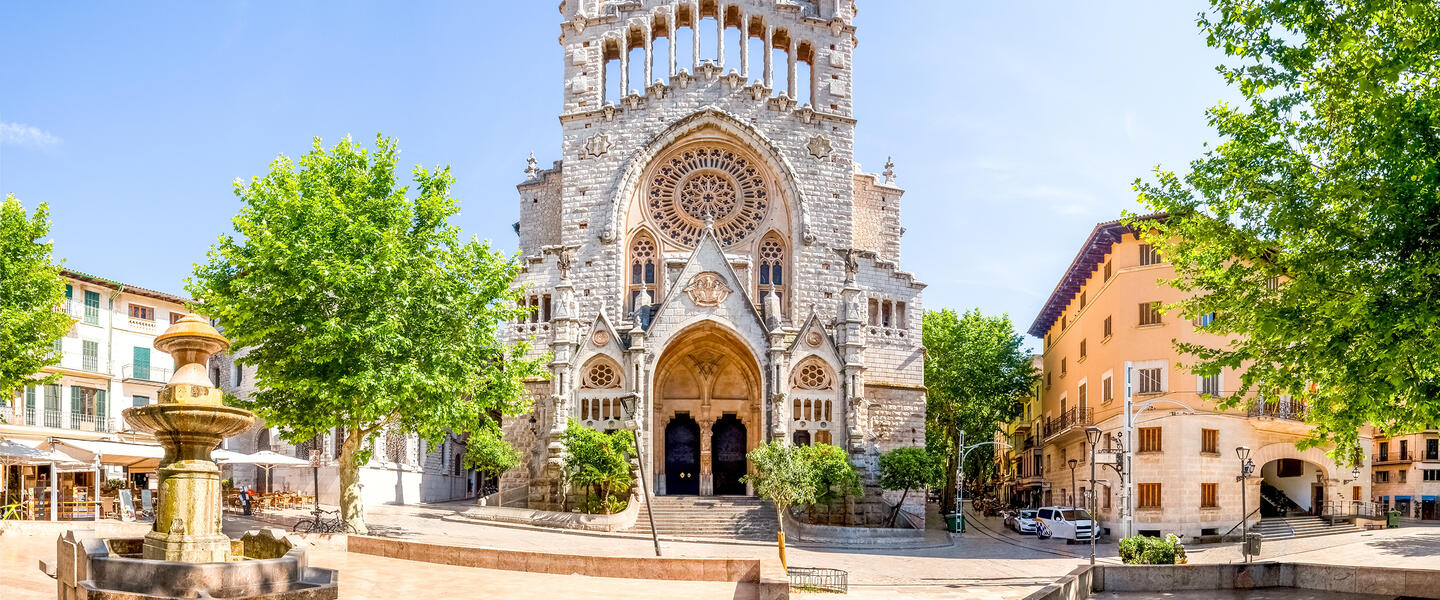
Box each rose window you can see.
[796,363,833,390]
[647,146,769,247]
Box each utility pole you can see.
[1122,361,1134,539]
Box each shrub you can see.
[803,443,862,506]
[560,419,633,513]
[464,425,523,493]
[1118,534,1188,564]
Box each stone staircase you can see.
[628,496,780,540]
[1254,515,1362,540]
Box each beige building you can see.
[995,356,1044,508]
[3,270,189,517]
[1028,217,1372,538]
[500,0,927,525]
[1370,431,1440,521]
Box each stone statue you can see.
[543,244,580,280]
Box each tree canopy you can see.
[1129,0,1440,458]
[189,135,547,531]
[560,419,633,513]
[464,425,523,485]
[878,447,939,526]
[923,309,1036,513]
[0,195,71,405]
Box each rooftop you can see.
[63,268,192,306]
[1026,213,1164,338]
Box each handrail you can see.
[1223,506,1262,537]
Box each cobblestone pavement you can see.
[6,501,1438,599]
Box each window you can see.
[170,312,185,324]
[1079,291,1087,310]
[628,232,659,311]
[232,364,243,387]
[1193,312,1216,328]
[132,347,151,380]
[1139,244,1162,266]
[1427,439,1438,461]
[83,290,100,325]
[1103,485,1112,509]
[1399,469,1407,483]
[1104,260,1113,281]
[1138,427,1162,453]
[1139,367,1163,394]
[1264,276,1280,292]
[1077,383,1087,411]
[1277,458,1304,478]
[82,340,99,372]
[1379,441,1389,462]
[1353,486,1362,501]
[1045,371,1052,390]
[129,304,155,321]
[132,395,150,407]
[1102,376,1113,403]
[1200,483,1218,508]
[1400,440,1409,460]
[1423,470,1440,482]
[1139,302,1162,326]
[1201,429,1219,454]
[1200,373,1220,396]
[1375,471,1390,483]
[1138,483,1162,509]
[757,233,786,312]
[1103,316,1113,338]
[1061,358,1067,376]
[1062,315,1067,330]
[1079,339,1087,360]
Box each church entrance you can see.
[665,415,701,495]
[652,321,762,496]
[711,415,747,495]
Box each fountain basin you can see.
[54,529,338,600]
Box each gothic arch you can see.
[625,228,661,312]
[604,108,811,247]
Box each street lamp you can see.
[618,393,662,557]
[1067,459,1078,507]
[1085,426,1102,565]
[1236,446,1256,562]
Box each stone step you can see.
[628,496,779,538]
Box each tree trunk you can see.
[889,487,909,527]
[941,432,960,515]
[339,428,368,535]
[775,503,787,571]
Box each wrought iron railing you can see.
[788,567,848,594]
[1247,398,1308,422]
[1043,407,1094,439]
[1321,500,1384,519]
[9,407,111,432]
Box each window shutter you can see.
[82,340,99,371]
[133,347,151,380]
[96,390,107,431]
[83,290,101,324]
[70,386,83,428]
[66,284,73,300]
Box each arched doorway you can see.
[712,415,747,495]
[1260,458,1326,516]
[665,415,701,495]
[653,321,763,496]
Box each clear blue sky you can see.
[1,1,1236,345]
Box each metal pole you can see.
[1070,465,1076,508]
[312,466,320,512]
[1090,444,1097,565]
[1122,361,1134,538]
[955,430,965,533]
[632,429,662,557]
[1241,471,1249,563]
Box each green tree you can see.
[878,447,939,527]
[0,195,71,412]
[189,135,547,533]
[1128,0,1440,458]
[559,419,633,513]
[803,443,861,507]
[743,442,814,570]
[463,426,523,499]
[924,309,1036,514]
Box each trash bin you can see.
[1387,510,1401,528]
[1245,532,1262,557]
[944,513,961,533]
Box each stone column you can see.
[739,14,749,80]
[618,35,630,96]
[763,26,774,89]
[839,268,867,453]
[787,37,798,99]
[699,418,715,496]
[642,18,653,89]
[691,1,701,70]
[667,10,677,78]
[716,11,725,68]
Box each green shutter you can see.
[82,340,99,372]
[44,385,60,428]
[133,347,151,380]
[26,386,36,418]
[65,284,73,300]
[70,386,83,429]
[83,290,100,325]
[96,390,107,432]
[132,395,149,408]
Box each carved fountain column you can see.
[123,315,256,562]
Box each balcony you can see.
[1374,451,1413,466]
[1043,407,1094,441]
[7,406,113,433]
[122,363,171,383]
[1248,398,1309,422]
[126,317,158,333]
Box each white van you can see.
[1035,506,1096,541]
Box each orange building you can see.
[1027,216,1373,539]
[1370,431,1440,522]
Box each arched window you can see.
[580,358,623,390]
[757,232,785,311]
[628,232,659,312]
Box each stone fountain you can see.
[44,315,338,599]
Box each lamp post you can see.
[1085,426,1102,565]
[1236,446,1256,562]
[953,429,997,534]
[1067,459,1078,508]
[619,393,662,557]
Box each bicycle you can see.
[292,508,358,534]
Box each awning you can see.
[1395,495,1412,501]
[41,438,165,470]
[1424,496,1437,502]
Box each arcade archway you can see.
[653,321,762,496]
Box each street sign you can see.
[1093,453,1118,465]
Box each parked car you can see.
[1035,506,1095,541]
[1005,509,1039,534]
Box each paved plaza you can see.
[5,501,1439,599]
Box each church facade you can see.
[504,0,926,525]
